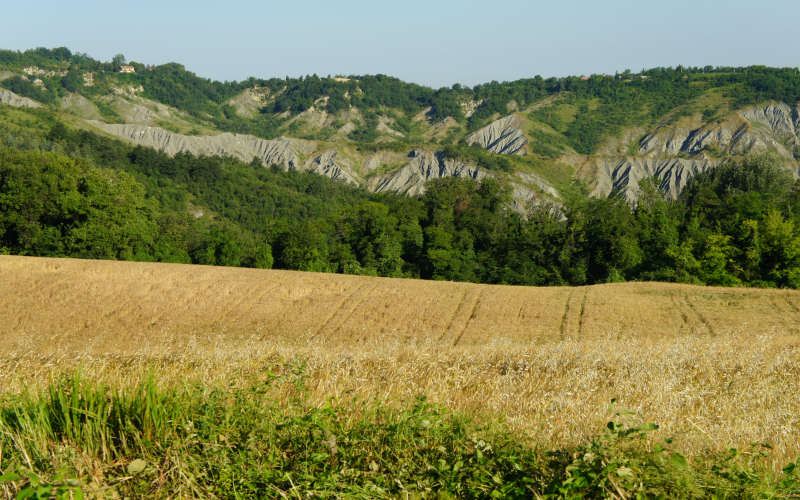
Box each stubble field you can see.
[2,254,799,466]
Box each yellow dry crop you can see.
[1,255,799,465]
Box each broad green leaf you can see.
[127,458,147,475]
[669,453,688,469]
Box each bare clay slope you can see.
[586,102,800,200]
[2,255,797,357]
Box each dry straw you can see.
[2,255,799,466]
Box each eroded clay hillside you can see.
[2,49,799,206]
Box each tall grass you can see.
[1,374,175,467]
[1,367,798,499]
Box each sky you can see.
[2,0,798,88]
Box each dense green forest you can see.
[2,108,800,288]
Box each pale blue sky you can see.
[2,0,797,88]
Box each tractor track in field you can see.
[577,289,588,338]
[559,288,588,340]
[682,293,716,335]
[783,295,800,313]
[441,288,470,342]
[5,256,800,356]
[332,283,381,337]
[312,282,369,339]
[208,277,287,330]
[671,293,691,331]
[452,289,484,347]
[559,290,574,340]
[210,287,255,329]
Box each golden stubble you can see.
[1,255,799,465]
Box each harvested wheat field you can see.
[2,254,799,465]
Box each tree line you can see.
[2,120,800,288]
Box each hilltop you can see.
[2,47,800,206]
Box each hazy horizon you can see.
[3,0,799,88]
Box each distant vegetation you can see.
[441,144,514,172]
[3,47,800,152]
[2,108,800,288]
[0,75,55,104]
[3,48,800,288]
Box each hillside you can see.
[5,255,798,352]
[3,47,800,289]
[2,48,800,206]
[2,255,799,480]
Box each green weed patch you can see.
[0,371,797,498]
